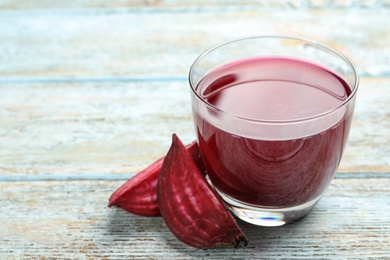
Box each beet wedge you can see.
[108,141,203,217]
[157,134,248,249]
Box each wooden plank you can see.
[0,78,389,178]
[0,0,388,10]
[0,9,389,79]
[0,80,195,176]
[341,77,390,173]
[0,178,389,259]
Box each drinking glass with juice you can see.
[189,36,359,226]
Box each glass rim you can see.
[188,35,359,124]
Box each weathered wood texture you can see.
[0,78,389,178]
[1,0,389,10]
[1,178,389,259]
[0,8,389,79]
[1,1,389,259]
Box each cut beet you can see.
[157,134,248,249]
[108,141,204,217]
[108,157,162,216]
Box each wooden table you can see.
[1,1,389,259]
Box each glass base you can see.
[216,190,321,227]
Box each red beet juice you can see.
[193,57,353,208]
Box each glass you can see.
[188,36,359,226]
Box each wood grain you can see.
[0,0,389,10]
[0,78,389,178]
[0,178,389,259]
[0,9,389,79]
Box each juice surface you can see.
[197,57,350,122]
